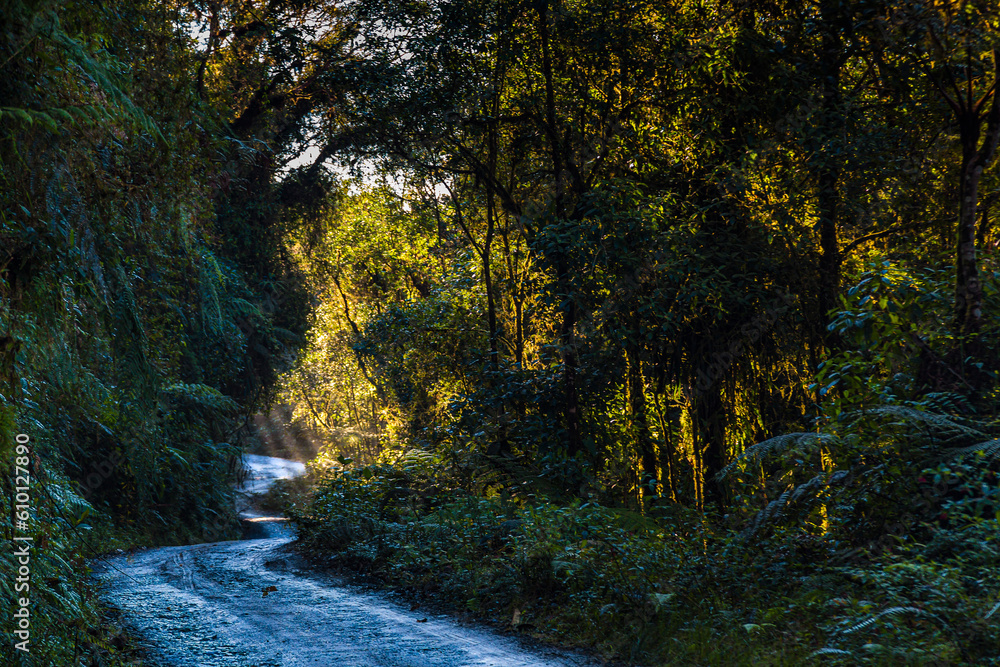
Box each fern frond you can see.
[161,383,238,414]
[850,406,985,445]
[843,615,878,634]
[44,15,164,142]
[398,448,438,467]
[471,465,510,495]
[951,438,1000,461]
[229,298,262,317]
[198,251,224,335]
[842,606,949,635]
[743,470,849,539]
[44,477,95,523]
[809,647,855,658]
[719,432,838,479]
[743,486,793,538]
[920,392,974,415]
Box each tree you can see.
[897,0,1000,338]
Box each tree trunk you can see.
[560,280,583,458]
[952,49,1000,342]
[696,384,728,509]
[817,0,843,342]
[627,349,657,505]
[538,1,583,458]
[956,147,985,335]
[484,134,500,369]
[652,389,678,502]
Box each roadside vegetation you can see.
[2,0,322,663]
[283,385,1000,664]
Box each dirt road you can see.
[94,455,599,667]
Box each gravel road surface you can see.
[94,455,599,667]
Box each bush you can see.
[286,449,1000,666]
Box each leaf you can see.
[67,106,92,123]
[843,606,948,634]
[9,108,33,125]
[50,107,75,124]
[165,447,191,471]
[809,648,854,658]
[74,507,92,526]
[551,559,580,575]
[33,110,58,133]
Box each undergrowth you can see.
[1,409,150,666]
[284,444,1000,666]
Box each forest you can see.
[2,0,999,664]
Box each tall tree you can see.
[902,0,1000,337]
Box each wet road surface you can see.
[94,455,599,667]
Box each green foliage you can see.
[289,456,1000,665]
[810,519,1000,664]
[269,6,1000,659]
[0,453,147,666]
[3,0,1000,663]
[1,0,321,662]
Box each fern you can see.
[198,250,225,336]
[743,486,793,538]
[848,405,986,446]
[43,475,95,525]
[2,8,163,141]
[161,382,239,415]
[742,470,849,539]
[108,263,157,406]
[841,606,951,636]
[919,392,975,415]
[719,432,838,479]
[43,13,164,141]
[398,447,438,466]
[951,438,1000,461]
[726,400,997,539]
[809,647,855,658]
[471,464,510,495]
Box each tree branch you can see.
[929,27,967,112]
[972,48,1000,171]
[841,220,942,256]
[332,274,385,400]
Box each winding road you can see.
[94,455,599,667]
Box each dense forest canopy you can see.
[2,0,999,664]
[277,0,1000,502]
